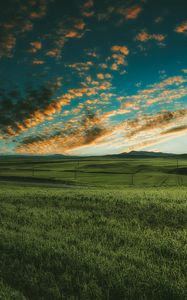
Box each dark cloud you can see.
[161,125,187,135]
[0,84,57,137]
[16,108,108,153]
[127,110,187,138]
[0,0,49,58]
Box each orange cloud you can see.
[16,109,113,155]
[97,73,105,79]
[15,105,187,156]
[111,63,118,70]
[112,54,125,65]
[0,1,48,59]
[102,109,130,119]
[29,41,42,53]
[136,31,166,43]
[74,20,86,30]
[135,31,149,42]
[105,73,112,79]
[110,45,129,71]
[121,75,187,108]
[0,34,16,58]
[45,16,86,61]
[111,45,129,55]
[31,41,42,50]
[175,21,187,34]
[82,11,95,17]
[161,125,187,135]
[65,31,80,38]
[46,49,61,58]
[126,109,187,138]
[97,73,112,80]
[126,5,142,20]
[32,59,45,65]
[100,63,108,69]
[116,5,142,21]
[81,0,95,17]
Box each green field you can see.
[0,186,187,299]
[0,156,187,187]
[0,157,187,299]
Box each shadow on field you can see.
[0,175,76,186]
[168,167,187,175]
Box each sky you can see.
[0,0,187,155]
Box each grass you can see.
[0,185,187,299]
[0,156,187,187]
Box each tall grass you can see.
[0,185,187,299]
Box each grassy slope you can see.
[0,157,187,187]
[0,185,187,299]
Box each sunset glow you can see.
[0,0,187,155]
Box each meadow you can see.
[0,185,187,299]
[0,157,187,299]
[0,156,187,187]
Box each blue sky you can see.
[0,0,187,155]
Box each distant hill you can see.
[118,151,174,157]
[0,151,187,160]
[106,151,187,158]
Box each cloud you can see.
[102,108,130,119]
[29,0,49,20]
[65,31,83,38]
[97,73,112,80]
[135,30,166,43]
[1,1,186,156]
[46,17,87,59]
[74,20,86,30]
[46,49,61,58]
[97,73,105,79]
[116,4,142,20]
[0,34,16,58]
[0,84,71,138]
[32,59,45,65]
[112,54,125,65]
[125,5,142,20]
[67,61,93,71]
[108,108,187,153]
[161,125,187,135]
[96,2,142,24]
[15,104,187,155]
[83,0,94,9]
[29,41,42,53]
[126,109,187,138]
[110,45,129,72]
[81,0,95,17]
[175,21,187,34]
[121,75,187,107]
[111,63,119,71]
[0,0,48,59]
[16,108,111,154]
[111,45,129,55]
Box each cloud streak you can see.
[16,108,111,154]
[121,76,187,108]
[175,21,187,34]
[0,84,70,138]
